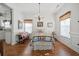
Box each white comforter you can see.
[32,41,53,50]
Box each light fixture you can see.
[38,3,41,21]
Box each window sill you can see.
[60,35,70,40]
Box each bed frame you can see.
[32,36,55,50]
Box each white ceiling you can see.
[6,3,64,18]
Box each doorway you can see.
[24,19,32,34]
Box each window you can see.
[0,20,11,29]
[4,21,11,28]
[24,20,32,33]
[59,11,71,38]
[60,18,70,38]
[0,20,4,27]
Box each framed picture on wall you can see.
[18,20,23,29]
[37,22,43,27]
[47,22,53,27]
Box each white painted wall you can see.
[0,31,4,40]
[32,13,55,36]
[0,4,12,45]
[55,3,79,53]
[5,29,12,44]
[12,10,24,45]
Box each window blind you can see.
[24,19,32,23]
[59,11,71,21]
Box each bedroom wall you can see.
[32,13,55,36]
[55,3,79,53]
[0,4,10,40]
[12,10,24,45]
[0,3,12,45]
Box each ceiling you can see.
[6,3,64,18]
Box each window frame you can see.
[60,18,70,39]
[59,11,71,39]
[24,20,32,33]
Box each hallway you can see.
[3,39,79,56]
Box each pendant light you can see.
[38,3,41,21]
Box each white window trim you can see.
[60,18,70,39]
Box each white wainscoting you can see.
[70,32,79,53]
[55,33,79,53]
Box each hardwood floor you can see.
[0,40,3,56]
[3,39,79,56]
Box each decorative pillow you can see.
[45,37,51,41]
[33,37,39,42]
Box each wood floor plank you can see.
[3,39,79,56]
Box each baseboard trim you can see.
[55,35,79,53]
[56,39,79,54]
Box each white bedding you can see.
[31,31,54,50]
[32,42,53,50]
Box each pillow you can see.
[32,37,39,42]
[45,37,51,41]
